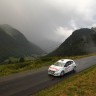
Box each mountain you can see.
[0,24,45,62]
[49,28,96,56]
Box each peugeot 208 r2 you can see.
[48,59,76,76]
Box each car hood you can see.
[49,65,63,71]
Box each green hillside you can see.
[49,28,96,56]
[0,24,45,62]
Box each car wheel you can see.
[73,66,76,72]
[60,71,64,77]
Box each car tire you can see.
[73,66,76,72]
[60,71,64,77]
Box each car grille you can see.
[49,70,55,74]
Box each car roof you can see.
[57,59,73,63]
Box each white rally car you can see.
[48,59,76,76]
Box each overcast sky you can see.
[0,0,96,51]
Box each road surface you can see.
[0,56,96,96]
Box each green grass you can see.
[0,54,96,77]
[34,65,96,96]
[0,57,56,76]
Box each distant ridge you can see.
[0,24,45,62]
[49,28,96,56]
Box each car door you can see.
[64,61,73,73]
[69,61,74,71]
[64,61,70,73]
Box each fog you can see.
[0,0,96,52]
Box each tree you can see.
[19,57,25,62]
[8,60,12,64]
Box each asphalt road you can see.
[0,56,96,96]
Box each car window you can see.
[64,62,69,67]
[67,61,71,65]
[64,61,72,67]
[70,61,73,64]
[54,62,64,67]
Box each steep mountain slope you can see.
[49,28,96,56]
[0,24,45,61]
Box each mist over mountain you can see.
[36,39,61,53]
[0,24,45,62]
[49,28,96,56]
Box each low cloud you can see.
[55,26,73,42]
[0,0,96,51]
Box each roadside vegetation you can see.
[0,54,96,76]
[34,64,96,96]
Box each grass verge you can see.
[34,64,96,96]
[0,54,96,77]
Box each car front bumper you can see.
[48,70,61,76]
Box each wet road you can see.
[0,56,96,96]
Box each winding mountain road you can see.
[0,56,96,96]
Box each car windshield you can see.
[54,62,64,67]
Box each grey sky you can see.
[0,0,96,52]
